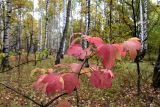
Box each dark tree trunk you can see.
[131,0,137,37]
[55,0,71,64]
[152,47,160,88]
[131,0,141,95]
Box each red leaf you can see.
[34,74,47,91]
[113,44,126,58]
[69,63,82,73]
[62,73,80,94]
[67,44,85,59]
[34,74,64,95]
[83,35,104,48]
[56,99,71,107]
[97,44,118,69]
[89,68,113,89]
[123,38,141,60]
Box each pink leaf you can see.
[89,68,113,89]
[34,74,64,95]
[62,73,80,94]
[97,44,118,69]
[69,63,82,73]
[34,74,47,91]
[56,99,71,107]
[123,38,141,60]
[83,35,104,48]
[79,47,92,59]
[113,44,126,58]
[67,44,85,59]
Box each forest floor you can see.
[0,54,160,107]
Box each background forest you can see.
[0,0,160,106]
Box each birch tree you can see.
[0,0,3,49]
[82,0,91,67]
[109,0,112,42]
[139,0,148,60]
[61,0,67,58]
[44,0,49,49]
[139,0,144,46]
[38,18,42,52]
[143,0,148,50]
[17,8,23,50]
[1,0,11,70]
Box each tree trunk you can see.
[109,0,112,42]
[18,9,22,50]
[131,0,137,37]
[131,0,141,95]
[0,0,3,49]
[38,18,42,52]
[61,0,67,58]
[1,0,11,70]
[69,0,73,46]
[143,0,148,50]
[44,0,49,49]
[152,47,160,88]
[138,0,147,60]
[139,0,144,46]
[55,0,71,64]
[83,0,90,67]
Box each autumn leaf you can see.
[89,68,113,89]
[123,38,141,60]
[113,44,126,58]
[69,63,82,73]
[62,73,80,94]
[83,35,104,48]
[97,44,118,69]
[67,44,85,59]
[34,74,64,95]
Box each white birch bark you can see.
[18,9,22,50]
[84,0,90,48]
[44,0,49,49]
[3,0,11,66]
[69,0,74,46]
[139,0,144,49]
[62,0,67,56]
[143,0,148,50]
[38,18,42,51]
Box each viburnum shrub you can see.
[33,35,141,106]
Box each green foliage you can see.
[148,3,160,54]
[37,49,49,60]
